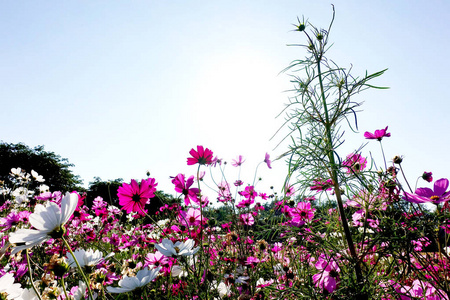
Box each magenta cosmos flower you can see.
[364,126,391,141]
[342,153,367,174]
[240,213,255,226]
[117,178,157,216]
[179,207,203,226]
[187,145,214,166]
[264,153,272,169]
[171,173,200,206]
[312,254,341,294]
[422,171,433,183]
[231,155,245,167]
[310,179,334,192]
[404,178,450,205]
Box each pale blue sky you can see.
[1,1,449,198]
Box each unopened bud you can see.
[393,155,403,164]
[297,23,306,31]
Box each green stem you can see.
[60,277,70,300]
[62,237,95,300]
[196,164,205,276]
[398,163,413,193]
[317,57,364,285]
[26,249,43,300]
[379,141,388,171]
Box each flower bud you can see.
[422,171,433,183]
[53,260,70,277]
[393,155,403,164]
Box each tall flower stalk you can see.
[277,6,387,289]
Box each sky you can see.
[1,1,449,201]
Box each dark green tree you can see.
[86,177,123,208]
[0,142,83,192]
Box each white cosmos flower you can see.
[10,168,25,178]
[171,265,188,278]
[72,281,87,300]
[0,272,24,300]
[155,238,199,257]
[67,248,105,268]
[9,192,78,255]
[19,288,39,300]
[11,187,33,205]
[31,170,45,182]
[107,267,161,294]
[38,184,50,193]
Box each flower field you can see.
[1,8,449,300]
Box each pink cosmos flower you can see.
[342,153,367,174]
[285,184,295,197]
[264,153,272,169]
[187,145,214,166]
[179,207,203,226]
[0,211,30,232]
[144,251,169,269]
[117,178,157,216]
[352,209,365,227]
[422,171,433,183]
[312,254,340,294]
[245,256,260,267]
[310,179,334,192]
[271,242,283,252]
[291,202,315,223]
[364,126,391,141]
[171,174,200,206]
[231,155,245,167]
[240,213,255,226]
[239,185,257,200]
[404,178,450,205]
[193,195,209,207]
[217,181,232,203]
[234,180,243,186]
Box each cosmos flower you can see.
[106,267,161,294]
[291,202,315,223]
[187,145,214,166]
[0,211,30,232]
[9,193,78,255]
[342,153,367,174]
[240,213,255,226]
[155,238,199,257]
[31,170,45,183]
[264,153,272,169]
[171,174,200,206]
[310,179,334,192]
[231,155,245,167]
[144,251,169,269]
[239,185,257,200]
[285,184,295,197]
[179,207,203,227]
[67,248,107,268]
[404,178,450,205]
[312,254,341,294]
[117,178,157,216]
[364,126,391,141]
[0,272,23,300]
[422,171,433,183]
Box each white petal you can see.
[29,203,60,231]
[60,193,78,225]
